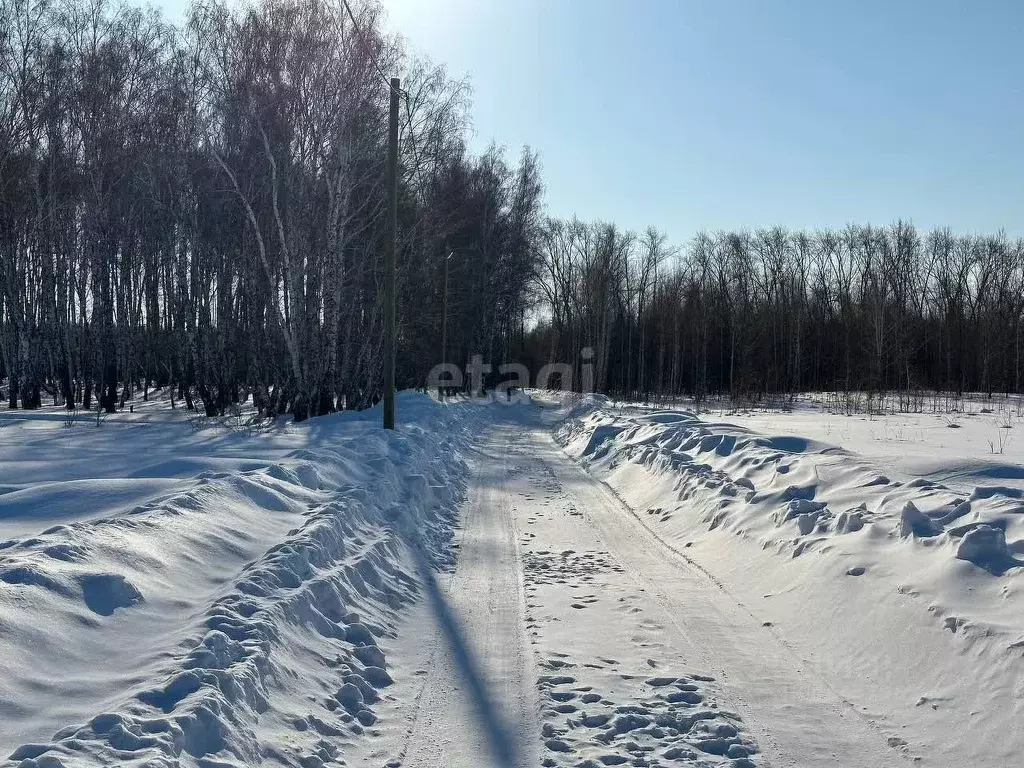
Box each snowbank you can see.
[556,404,1024,764]
[0,393,483,767]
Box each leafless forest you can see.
[0,0,542,418]
[532,221,1024,404]
[2,0,1022,419]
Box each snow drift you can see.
[556,404,1024,764]
[0,393,481,768]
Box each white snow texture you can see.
[0,392,478,768]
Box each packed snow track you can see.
[356,404,915,768]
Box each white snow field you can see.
[3,390,1022,768]
[702,393,1024,495]
[0,392,479,768]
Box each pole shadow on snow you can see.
[395,398,552,766]
[405,539,521,768]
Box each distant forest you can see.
[2,0,1022,419]
[531,220,1024,404]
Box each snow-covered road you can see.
[356,403,912,768]
[371,422,541,768]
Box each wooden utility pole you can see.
[440,250,452,400]
[383,77,399,429]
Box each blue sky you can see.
[157,1,1024,242]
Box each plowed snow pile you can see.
[557,403,1024,764]
[0,393,479,768]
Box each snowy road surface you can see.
[354,405,911,768]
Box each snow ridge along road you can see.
[555,396,1024,767]
[0,394,481,768]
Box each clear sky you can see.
[158,0,1024,243]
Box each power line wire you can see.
[339,0,398,95]
[340,0,430,195]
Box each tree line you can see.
[4,1,1021,419]
[527,220,1024,403]
[0,0,542,419]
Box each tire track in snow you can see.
[388,429,540,768]
[535,422,918,767]
[509,433,763,767]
